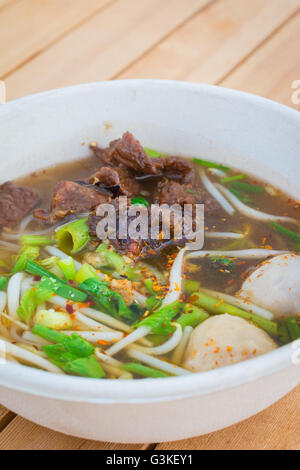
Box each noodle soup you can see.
[0,132,299,379]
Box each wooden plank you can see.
[4,0,213,100]
[0,416,149,450]
[157,386,300,450]
[221,11,300,110]
[118,0,300,84]
[0,405,15,432]
[0,0,114,77]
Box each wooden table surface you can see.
[0,0,300,450]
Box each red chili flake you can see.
[66,304,74,315]
[34,275,41,282]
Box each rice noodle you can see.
[172,326,193,365]
[95,349,123,368]
[79,306,133,334]
[0,292,7,312]
[22,331,50,346]
[186,249,289,260]
[127,347,191,376]
[199,170,235,215]
[132,290,147,306]
[105,326,150,356]
[133,323,182,356]
[161,247,186,307]
[200,287,274,320]
[7,273,24,318]
[0,338,64,373]
[18,214,34,233]
[0,312,29,330]
[62,330,124,343]
[206,232,244,239]
[2,227,53,240]
[216,183,299,225]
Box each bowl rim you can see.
[0,79,300,404]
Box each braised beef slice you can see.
[0,182,39,228]
[34,181,110,223]
[91,132,158,176]
[89,166,140,197]
[153,179,223,217]
[154,157,194,184]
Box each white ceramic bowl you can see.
[0,80,300,443]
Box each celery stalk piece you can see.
[55,218,90,254]
[57,257,77,281]
[190,292,278,337]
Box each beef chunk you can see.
[91,132,158,176]
[153,179,197,206]
[155,157,194,184]
[0,182,39,228]
[153,178,224,217]
[34,181,110,224]
[89,166,140,197]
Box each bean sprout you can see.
[127,347,191,376]
[161,247,186,307]
[216,183,299,225]
[7,273,24,318]
[199,170,235,215]
[133,323,182,356]
[172,326,193,365]
[206,232,244,239]
[105,326,150,356]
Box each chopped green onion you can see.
[121,362,170,378]
[185,188,199,195]
[194,158,230,172]
[278,321,290,345]
[177,303,209,328]
[144,147,167,158]
[229,188,252,204]
[145,295,162,312]
[144,278,156,295]
[183,279,201,296]
[55,218,90,254]
[57,257,77,281]
[270,222,300,243]
[25,259,60,280]
[39,276,88,303]
[285,317,300,341]
[75,263,99,285]
[220,174,246,184]
[190,292,278,337]
[0,276,8,291]
[137,301,183,336]
[231,181,264,193]
[21,235,54,246]
[131,197,149,207]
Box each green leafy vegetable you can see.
[194,158,230,172]
[121,362,170,378]
[137,301,183,335]
[55,218,90,254]
[75,263,99,285]
[177,303,209,328]
[190,292,278,337]
[270,222,300,243]
[57,257,77,281]
[32,324,105,378]
[38,256,60,269]
[80,277,137,323]
[131,197,149,207]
